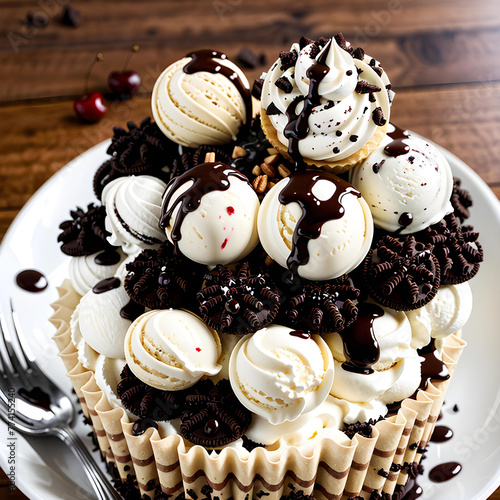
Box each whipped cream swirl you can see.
[261,37,391,162]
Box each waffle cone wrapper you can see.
[260,109,388,175]
[51,282,467,499]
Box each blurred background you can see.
[0,0,499,498]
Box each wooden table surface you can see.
[0,0,499,498]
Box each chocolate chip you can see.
[333,147,340,154]
[275,76,293,93]
[266,102,282,115]
[309,43,320,59]
[355,80,381,94]
[236,48,266,69]
[372,106,386,126]
[346,70,353,76]
[336,130,342,136]
[324,100,335,110]
[61,5,81,27]
[352,47,365,60]
[252,78,264,100]
[369,92,376,103]
[317,36,330,47]
[372,159,385,173]
[350,135,358,142]
[299,36,315,49]
[279,49,297,70]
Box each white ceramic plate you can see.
[0,140,500,500]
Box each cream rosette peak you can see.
[124,309,222,391]
[229,325,334,425]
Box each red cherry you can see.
[107,70,142,98]
[73,92,107,122]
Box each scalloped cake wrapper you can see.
[260,109,388,175]
[51,281,466,500]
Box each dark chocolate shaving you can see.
[417,214,483,285]
[352,47,365,60]
[363,235,440,310]
[197,261,281,334]
[299,36,315,49]
[117,365,187,421]
[124,242,205,309]
[280,491,317,500]
[252,78,264,100]
[180,379,252,447]
[93,117,175,199]
[275,76,293,93]
[58,203,110,256]
[372,107,386,126]
[451,178,473,222]
[279,49,298,71]
[355,80,381,94]
[266,102,283,116]
[280,275,359,334]
[236,48,266,69]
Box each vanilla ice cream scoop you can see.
[152,50,251,147]
[102,175,167,255]
[229,325,334,424]
[74,276,140,359]
[349,126,454,233]
[257,170,373,280]
[160,162,260,266]
[125,309,222,391]
[327,302,421,404]
[69,248,126,296]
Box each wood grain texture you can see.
[0,0,499,498]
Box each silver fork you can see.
[0,300,122,500]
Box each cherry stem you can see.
[84,52,104,96]
[122,44,139,72]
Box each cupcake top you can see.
[261,34,392,166]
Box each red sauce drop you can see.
[227,206,235,215]
[221,237,228,249]
[196,347,202,352]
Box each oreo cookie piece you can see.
[363,235,440,311]
[180,379,252,448]
[58,203,110,256]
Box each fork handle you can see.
[55,426,123,500]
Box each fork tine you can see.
[0,305,28,377]
[10,299,40,372]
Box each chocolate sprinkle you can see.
[180,379,252,447]
[58,204,110,256]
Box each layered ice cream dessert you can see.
[51,34,482,500]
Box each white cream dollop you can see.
[261,37,391,162]
[349,130,454,233]
[102,175,166,255]
[257,172,373,280]
[124,309,222,391]
[229,325,334,425]
[74,278,133,359]
[152,55,249,148]
[69,249,126,296]
[327,304,421,405]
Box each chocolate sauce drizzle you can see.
[430,425,454,443]
[384,124,411,157]
[283,39,332,169]
[340,302,383,375]
[184,50,252,128]
[159,162,250,254]
[289,330,311,339]
[418,340,450,390]
[18,387,52,411]
[92,277,121,294]
[15,269,48,293]
[429,462,462,483]
[277,170,361,274]
[94,249,121,266]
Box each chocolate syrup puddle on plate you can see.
[284,39,332,169]
[340,302,383,375]
[430,425,454,443]
[15,269,48,292]
[159,162,249,255]
[429,461,462,483]
[184,50,252,128]
[277,170,360,275]
[18,387,52,411]
[400,477,423,499]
